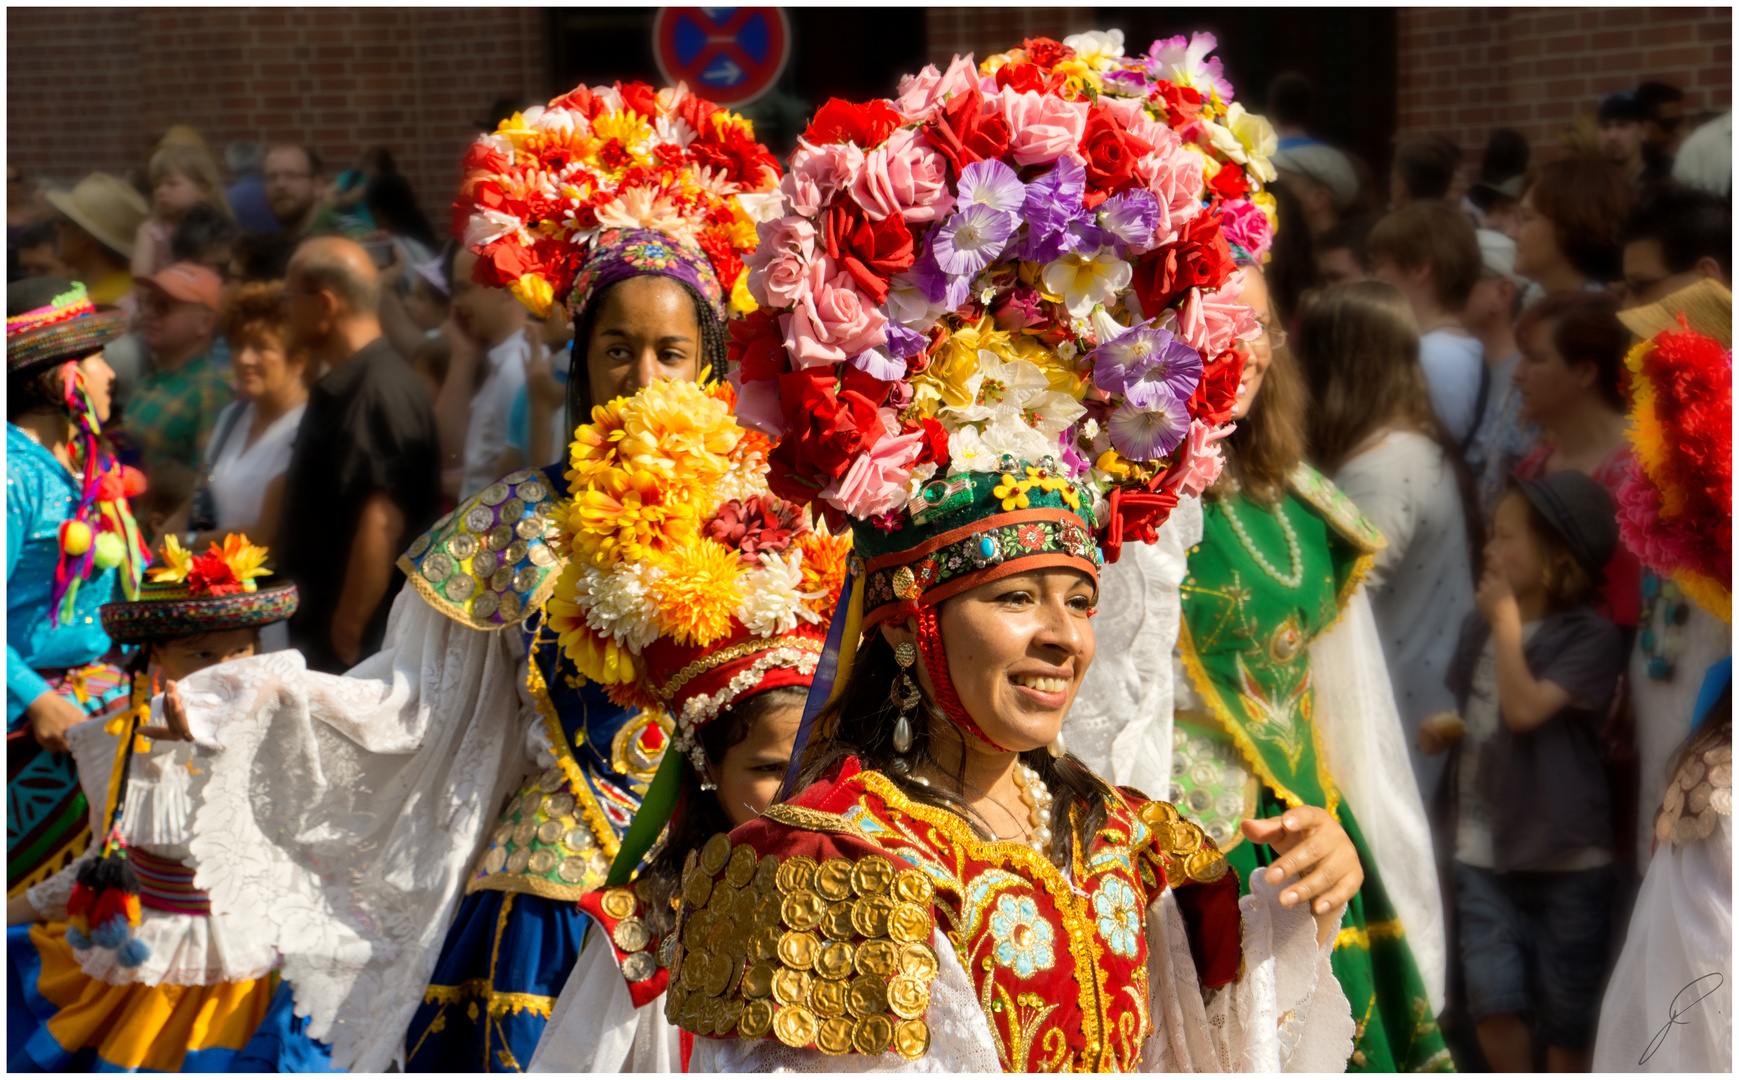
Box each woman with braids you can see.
[140,81,783,1073]
[7,277,148,901]
[519,381,849,1071]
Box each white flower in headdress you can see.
[1042,247,1133,318]
[713,448,771,505]
[464,208,529,250]
[1063,28,1126,71]
[737,550,825,637]
[596,188,701,246]
[947,417,1057,476]
[944,351,1086,438]
[653,112,699,150]
[573,563,664,649]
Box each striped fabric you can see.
[128,847,211,916]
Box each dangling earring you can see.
[890,641,920,772]
[1047,730,1066,758]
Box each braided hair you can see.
[564,276,730,431]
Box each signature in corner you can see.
[1639,972,1724,1065]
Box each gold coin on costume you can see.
[613,916,652,954]
[506,847,532,874]
[622,951,656,983]
[484,845,507,874]
[408,532,432,558]
[816,1015,855,1056]
[510,562,535,590]
[725,844,759,889]
[856,939,899,978]
[678,992,708,1034]
[853,1014,895,1056]
[465,505,496,533]
[703,951,734,997]
[486,523,514,551]
[704,916,737,958]
[666,940,683,981]
[777,855,818,894]
[850,854,895,896]
[892,869,933,906]
[512,819,537,846]
[892,565,918,600]
[706,879,735,913]
[815,940,855,982]
[898,942,939,980]
[471,590,500,620]
[527,849,557,874]
[564,826,593,853]
[754,854,781,893]
[781,890,826,932]
[679,952,706,991]
[814,858,853,901]
[490,567,514,593]
[777,930,820,970]
[822,900,855,940]
[700,833,732,877]
[888,973,929,1019]
[771,966,812,1008]
[422,551,455,582]
[1187,849,1228,883]
[663,984,685,1024]
[492,822,512,846]
[472,548,499,580]
[810,977,848,1018]
[850,895,893,938]
[847,973,888,1018]
[542,792,575,819]
[1170,822,1203,854]
[601,887,637,921]
[519,516,546,542]
[683,869,714,910]
[536,819,564,845]
[556,856,588,884]
[528,543,556,566]
[773,1004,819,1049]
[480,482,510,507]
[717,996,744,1036]
[755,894,783,929]
[740,998,775,1039]
[683,848,699,877]
[750,925,781,962]
[742,961,774,999]
[539,768,564,793]
[893,1018,930,1060]
[887,902,929,944]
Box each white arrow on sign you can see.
[703,56,745,85]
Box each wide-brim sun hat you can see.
[44,171,149,259]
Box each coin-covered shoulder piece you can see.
[665,818,939,1063]
[1655,742,1732,850]
[1129,792,1242,991]
[396,466,565,631]
[467,766,614,901]
[578,882,670,1008]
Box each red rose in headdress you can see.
[187,551,244,597]
[1152,82,1204,128]
[548,84,600,117]
[616,81,660,120]
[1022,37,1075,69]
[767,367,889,502]
[1207,163,1250,201]
[922,84,1011,178]
[802,98,902,148]
[994,62,1061,96]
[690,120,783,187]
[1132,208,1236,313]
[1190,348,1247,426]
[824,202,915,306]
[1078,105,1155,204]
[910,417,949,468]
[730,308,788,383]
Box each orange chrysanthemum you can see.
[649,539,744,647]
[796,530,852,619]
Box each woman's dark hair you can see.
[1523,158,1636,282]
[565,275,730,427]
[792,631,1113,868]
[6,362,69,421]
[640,684,809,939]
[364,173,438,252]
[1516,290,1629,412]
[171,204,240,266]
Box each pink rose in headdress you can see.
[746,215,818,309]
[1220,198,1275,262]
[1162,420,1233,500]
[998,88,1089,166]
[894,54,980,121]
[850,128,956,225]
[1144,145,1206,242]
[784,139,866,217]
[780,260,889,369]
[819,428,926,519]
[1170,272,1260,360]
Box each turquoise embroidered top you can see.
[6,425,117,726]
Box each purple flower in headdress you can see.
[957,159,1028,219]
[1101,69,1151,97]
[1058,425,1093,474]
[1091,319,1203,409]
[881,321,929,359]
[1143,33,1235,102]
[1015,158,1091,262]
[1108,397,1191,460]
[909,245,972,310]
[1097,190,1163,254]
[931,202,1017,277]
[847,347,909,381]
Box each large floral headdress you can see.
[1616,319,1732,623]
[729,27,1275,755]
[454,81,783,321]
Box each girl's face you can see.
[1231,268,1273,421]
[232,330,304,402]
[711,697,805,828]
[902,567,1097,754]
[585,275,702,409]
[153,628,258,682]
[1511,188,1563,281]
[1485,492,1547,599]
[77,351,116,424]
[1514,316,1593,427]
[153,169,206,217]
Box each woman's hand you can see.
[25,690,85,754]
[138,682,193,742]
[1242,805,1363,946]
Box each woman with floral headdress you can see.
[6,535,296,1071]
[658,35,1361,1071]
[138,82,782,1074]
[7,277,149,902]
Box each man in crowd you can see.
[225,139,280,233]
[1636,81,1686,183]
[126,261,231,470]
[1390,135,1461,209]
[278,236,439,672]
[437,247,527,500]
[1368,202,1487,444]
[263,144,325,240]
[1618,183,1730,309]
[1597,91,1649,186]
[1273,143,1359,238]
[1465,129,1530,234]
[46,171,147,307]
[15,221,72,279]
[1463,229,1539,520]
[1315,214,1375,286]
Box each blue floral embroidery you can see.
[988,894,1055,978]
[1092,877,1142,958]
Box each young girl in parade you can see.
[643,33,1363,1071]
[146,82,783,1074]
[132,142,234,280]
[8,278,148,903]
[6,536,297,1070]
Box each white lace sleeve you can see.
[1065,496,1202,797]
[1309,587,1446,1012]
[529,926,649,1072]
[25,853,89,921]
[1141,869,1352,1071]
[173,582,536,1072]
[691,930,1000,1072]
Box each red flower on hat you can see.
[187,551,245,597]
[617,81,660,120]
[1151,82,1204,129]
[767,367,889,503]
[922,84,1011,178]
[994,62,1063,96]
[707,494,809,563]
[823,201,915,306]
[1207,162,1251,201]
[1190,348,1247,427]
[1132,207,1236,314]
[730,308,788,383]
[1022,37,1076,69]
[1079,105,1155,205]
[802,98,902,148]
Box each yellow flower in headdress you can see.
[649,539,744,647]
[149,535,196,584]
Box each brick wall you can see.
[7,7,550,225]
[1396,7,1732,163]
[924,7,1099,67]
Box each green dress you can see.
[1174,465,1454,1072]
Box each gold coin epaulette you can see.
[664,832,936,1060]
[1138,800,1230,885]
[397,470,565,631]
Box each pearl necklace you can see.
[1222,498,1303,589]
[1012,762,1057,859]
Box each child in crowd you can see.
[132,144,233,280]
[1419,471,1627,1072]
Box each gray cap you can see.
[1516,471,1618,581]
[1271,143,1359,211]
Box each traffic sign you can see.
[652,8,790,108]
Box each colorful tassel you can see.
[66,670,154,968]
